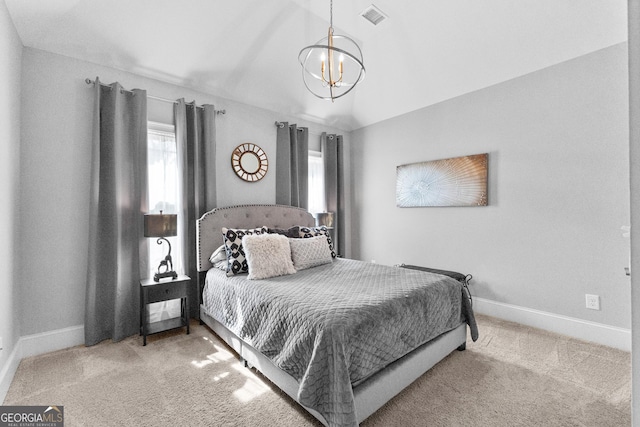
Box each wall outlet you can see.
[586,294,600,310]
[0,336,3,351]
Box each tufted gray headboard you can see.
[196,204,316,273]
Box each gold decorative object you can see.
[231,143,268,182]
[298,0,365,101]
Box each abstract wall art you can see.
[396,153,488,207]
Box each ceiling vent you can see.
[361,5,388,26]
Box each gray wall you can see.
[17,48,346,336]
[350,43,630,329]
[0,0,22,386]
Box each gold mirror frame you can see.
[231,143,268,182]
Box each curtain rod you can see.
[85,78,226,115]
[274,121,305,130]
[275,122,334,139]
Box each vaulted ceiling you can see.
[5,0,628,130]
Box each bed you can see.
[196,204,478,427]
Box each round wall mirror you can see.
[231,143,268,182]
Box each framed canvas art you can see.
[396,153,488,207]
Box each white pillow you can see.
[209,245,227,264]
[243,234,296,280]
[289,235,333,271]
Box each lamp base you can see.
[154,270,178,282]
[152,237,177,282]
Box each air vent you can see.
[361,4,388,26]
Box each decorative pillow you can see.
[289,235,333,271]
[299,226,336,258]
[243,234,296,280]
[209,245,227,264]
[222,226,268,276]
[268,226,300,238]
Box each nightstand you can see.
[140,275,190,346]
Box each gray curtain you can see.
[174,99,216,318]
[85,78,148,346]
[276,123,309,208]
[322,132,345,257]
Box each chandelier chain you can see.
[330,0,333,29]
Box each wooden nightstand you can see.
[140,275,190,346]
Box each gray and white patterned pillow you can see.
[289,235,333,271]
[222,226,268,276]
[298,225,336,258]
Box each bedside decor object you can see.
[315,212,334,228]
[314,212,336,254]
[298,0,366,101]
[144,211,178,281]
[231,143,268,182]
[396,153,488,207]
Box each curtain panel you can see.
[276,123,309,209]
[174,99,217,317]
[85,78,148,346]
[322,133,345,257]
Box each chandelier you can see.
[298,0,365,102]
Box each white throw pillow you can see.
[289,235,333,271]
[209,244,227,264]
[243,233,296,280]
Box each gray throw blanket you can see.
[203,258,478,427]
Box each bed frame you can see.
[196,204,467,426]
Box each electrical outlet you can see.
[586,294,600,310]
[0,336,3,351]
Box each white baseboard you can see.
[0,344,22,404]
[473,297,631,351]
[19,325,84,359]
[0,324,84,403]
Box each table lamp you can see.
[315,212,334,228]
[144,211,178,282]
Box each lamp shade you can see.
[315,212,334,228]
[144,213,177,237]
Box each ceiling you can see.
[5,0,628,131]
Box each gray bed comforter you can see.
[203,258,478,427]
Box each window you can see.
[147,122,181,320]
[308,150,325,214]
[147,122,178,215]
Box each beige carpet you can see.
[4,315,630,426]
